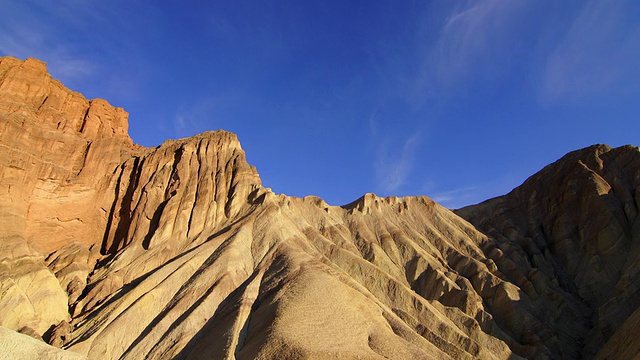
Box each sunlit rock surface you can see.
[1,56,639,359]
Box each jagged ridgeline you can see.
[1,56,639,360]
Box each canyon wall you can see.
[1,56,639,359]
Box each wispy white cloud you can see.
[410,0,640,105]
[0,1,149,104]
[46,55,96,81]
[172,94,239,139]
[430,187,483,209]
[0,28,95,81]
[429,165,536,209]
[540,0,640,104]
[173,106,205,140]
[367,107,379,136]
[422,0,529,93]
[173,114,187,134]
[0,1,100,83]
[374,131,422,193]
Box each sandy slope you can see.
[2,56,640,359]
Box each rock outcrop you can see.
[1,56,639,359]
[457,144,640,359]
[0,56,138,338]
[0,326,86,360]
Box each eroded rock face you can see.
[0,326,87,360]
[457,144,640,359]
[0,56,138,337]
[1,56,639,359]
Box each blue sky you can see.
[2,1,639,208]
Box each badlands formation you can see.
[1,56,639,360]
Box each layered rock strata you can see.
[0,56,138,338]
[458,144,640,359]
[1,56,639,359]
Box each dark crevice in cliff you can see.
[76,141,92,176]
[36,95,48,112]
[78,104,90,134]
[142,199,168,250]
[102,156,144,255]
[186,139,205,239]
[224,157,238,219]
[165,146,183,199]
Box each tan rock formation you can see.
[0,56,140,336]
[1,56,639,359]
[0,326,87,360]
[458,144,640,359]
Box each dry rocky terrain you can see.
[1,56,639,359]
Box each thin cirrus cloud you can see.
[430,187,480,209]
[0,2,150,106]
[0,28,95,82]
[171,93,243,141]
[368,111,424,194]
[0,1,99,83]
[374,131,422,194]
[173,101,219,140]
[424,0,640,105]
[540,0,640,105]
[422,0,529,94]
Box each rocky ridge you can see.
[0,56,639,359]
[457,144,640,358]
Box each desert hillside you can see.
[1,56,639,359]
